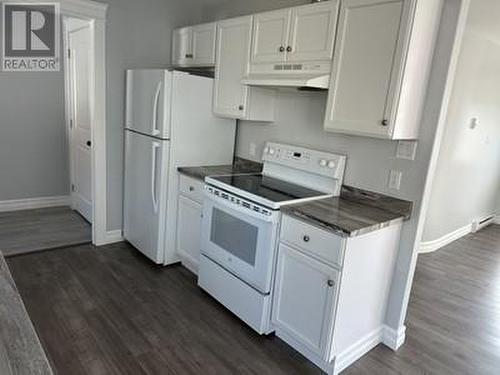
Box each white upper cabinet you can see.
[324,0,442,139]
[192,23,217,66]
[251,9,291,64]
[172,27,193,67]
[172,23,216,67]
[250,1,339,67]
[287,1,339,63]
[213,16,275,121]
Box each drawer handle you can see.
[189,186,195,192]
[303,235,310,243]
[327,280,335,287]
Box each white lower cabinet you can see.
[272,213,404,374]
[272,243,338,358]
[177,176,204,273]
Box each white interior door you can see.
[68,23,92,222]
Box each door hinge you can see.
[70,119,73,128]
[71,184,76,192]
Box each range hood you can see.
[242,72,330,89]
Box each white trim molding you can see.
[335,327,385,374]
[419,223,472,254]
[103,230,124,245]
[58,0,108,246]
[0,196,71,213]
[382,324,406,351]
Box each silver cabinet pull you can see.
[238,105,244,111]
[327,280,335,287]
[185,53,193,58]
[279,46,285,52]
[303,235,310,243]
[189,186,195,192]
[381,119,389,126]
[286,46,292,52]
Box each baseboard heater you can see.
[471,215,496,233]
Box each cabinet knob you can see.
[286,46,292,52]
[327,280,335,287]
[185,53,193,58]
[381,119,389,126]
[86,140,91,147]
[238,105,244,111]
[279,46,285,52]
[303,235,310,243]
[189,186,195,192]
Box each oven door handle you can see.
[203,189,278,224]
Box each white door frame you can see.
[60,0,108,245]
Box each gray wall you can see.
[93,0,204,230]
[0,8,69,201]
[0,1,204,230]
[202,0,467,330]
[423,0,500,241]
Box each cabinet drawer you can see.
[280,214,344,267]
[179,175,205,203]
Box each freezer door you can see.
[125,70,171,139]
[124,131,169,263]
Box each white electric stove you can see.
[198,142,346,334]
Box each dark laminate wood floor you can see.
[0,207,91,257]
[6,224,500,375]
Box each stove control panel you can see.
[262,142,347,180]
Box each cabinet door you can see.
[192,23,216,66]
[251,9,290,64]
[287,1,339,63]
[272,244,338,357]
[172,27,193,66]
[177,195,203,268]
[324,0,403,138]
[213,17,251,118]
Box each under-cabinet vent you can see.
[273,64,303,71]
[471,215,495,233]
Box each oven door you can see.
[201,191,280,294]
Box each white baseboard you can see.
[381,324,406,351]
[419,223,472,254]
[335,327,385,374]
[0,195,71,213]
[102,230,123,245]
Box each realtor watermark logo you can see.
[2,2,60,71]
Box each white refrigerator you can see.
[124,69,236,265]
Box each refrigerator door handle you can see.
[152,81,162,136]
[151,142,160,213]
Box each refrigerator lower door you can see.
[125,70,170,139]
[124,130,169,263]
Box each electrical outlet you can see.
[388,170,402,190]
[249,143,257,157]
[396,140,418,160]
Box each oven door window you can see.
[210,208,258,266]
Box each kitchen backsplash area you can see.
[235,90,407,197]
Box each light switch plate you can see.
[396,140,418,160]
[388,170,402,190]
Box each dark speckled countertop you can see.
[177,157,262,181]
[178,160,412,238]
[281,186,413,237]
